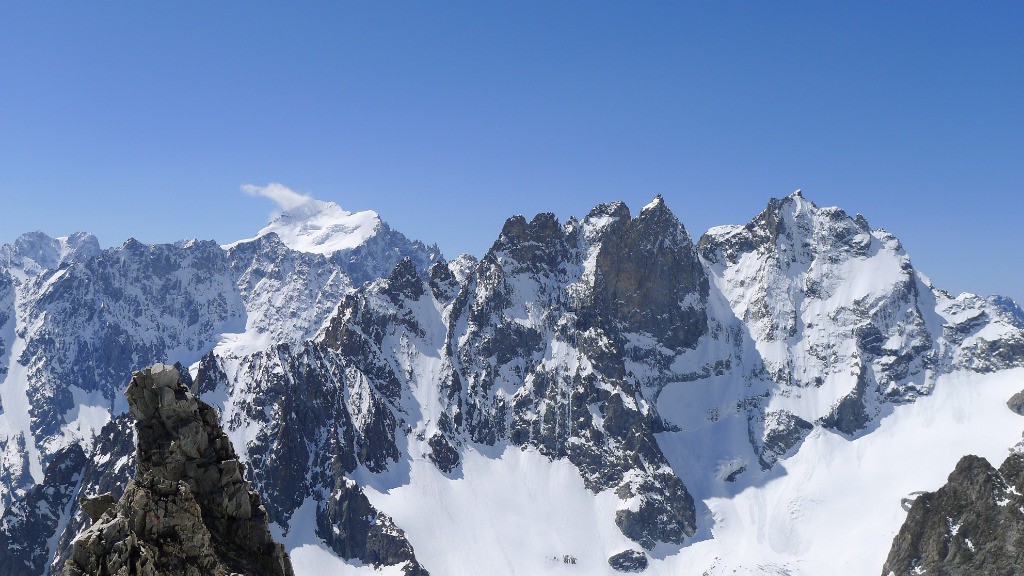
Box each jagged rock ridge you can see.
[882,446,1024,576]
[61,363,294,576]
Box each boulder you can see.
[608,549,648,572]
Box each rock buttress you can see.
[62,363,294,576]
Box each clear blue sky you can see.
[2,3,1022,303]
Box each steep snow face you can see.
[656,369,1024,576]
[697,191,1024,443]
[363,445,639,576]
[221,234,353,355]
[225,199,383,255]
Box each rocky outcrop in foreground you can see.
[882,449,1024,575]
[62,363,294,576]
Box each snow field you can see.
[658,368,1024,575]
[363,444,638,576]
[281,369,1024,576]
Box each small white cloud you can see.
[241,183,312,211]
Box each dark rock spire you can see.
[61,363,294,576]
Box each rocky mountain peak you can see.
[494,212,562,247]
[700,191,881,268]
[989,295,1024,328]
[447,253,478,285]
[426,257,460,303]
[62,363,294,576]
[590,196,708,350]
[752,191,817,249]
[585,200,631,222]
[527,212,563,241]
[489,212,570,271]
[384,257,427,302]
[580,201,631,240]
[632,194,693,248]
[496,214,528,242]
[639,193,666,214]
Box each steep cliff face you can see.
[882,449,1024,576]
[61,363,294,576]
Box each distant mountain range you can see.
[1,191,1022,575]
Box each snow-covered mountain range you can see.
[1,192,1022,576]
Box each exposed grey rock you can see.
[319,201,703,549]
[0,444,86,576]
[882,451,1024,576]
[384,257,426,302]
[608,549,648,572]
[49,415,137,576]
[61,364,294,576]
[819,370,872,436]
[753,410,814,469]
[427,258,460,303]
[317,479,427,576]
[79,493,116,523]
[427,433,459,473]
[590,197,709,350]
[194,348,429,576]
[1008,390,1024,416]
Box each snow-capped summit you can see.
[225,198,383,255]
[640,193,666,213]
[0,231,100,275]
